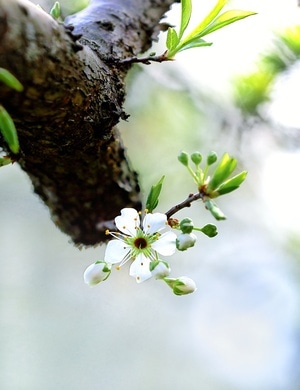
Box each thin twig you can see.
[113,51,174,65]
[165,192,204,219]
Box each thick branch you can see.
[0,0,177,245]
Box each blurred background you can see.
[1,0,300,389]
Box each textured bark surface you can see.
[0,0,176,245]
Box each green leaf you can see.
[0,68,23,92]
[0,105,19,154]
[166,27,179,51]
[207,153,237,192]
[50,1,61,19]
[183,0,227,44]
[200,223,218,237]
[213,171,247,196]
[196,10,257,39]
[178,39,212,53]
[146,176,165,213]
[179,0,192,40]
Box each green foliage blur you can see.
[233,25,300,116]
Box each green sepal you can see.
[205,199,226,220]
[149,260,169,272]
[146,176,165,213]
[94,261,111,281]
[199,223,218,237]
[179,0,192,40]
[0,68,23,92]
[212,171,247,196]
[0,157,12,167]
[166,27,179,51]
[207,153,237,192]
[0,105,19,154]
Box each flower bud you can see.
[176,233,197,251]
[207,151,218,165]
[179,217,194,233]
[164,276,197,296]
[150,260,171,279]
[177,151,189,166]
[83,262,111,287]
[191,152,202,165]
[204,199,226,220]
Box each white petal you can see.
[152,231,177,256]
[104,239,130,264]
[83,262,111,286]
[129,254,152,283]
[115,208,140,236]
[143,212,167,234]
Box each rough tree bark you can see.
[0,0,177,245]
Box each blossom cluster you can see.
[84,208,197,296]
[83,151,246,296]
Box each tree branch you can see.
[0,0,177,245]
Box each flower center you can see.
[134,237,148,249]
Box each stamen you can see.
[116,265,120,270]
[105,229,110,235]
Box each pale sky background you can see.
[1,1,300,389]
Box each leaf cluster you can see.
[166,0,256,58]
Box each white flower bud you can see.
[150,260,171,279]
[83,262,111,287]
[176,233,197,251]
[172,276,197,296]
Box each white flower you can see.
[176,233,197,251]
[150,260,171,279]
[105,208,177,283]
[164,276,197,295]
[84,262,112,287]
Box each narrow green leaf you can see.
[207,153,237,192]
[0,105,19,154]
[178,39,213,53]
[182,0,227,44]
[196,10,257,39]
[213,171,247,196]
[0,68,23,92]
[166,27,179,51]
[179,0,192,40]
[50,1,61,19]
[146,176,165,213]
